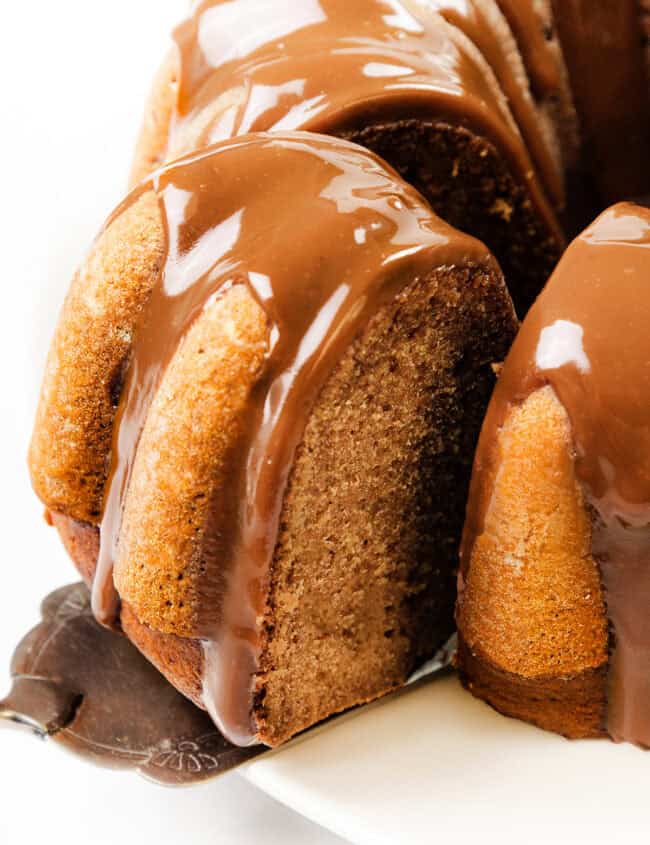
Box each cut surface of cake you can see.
[457,202,650,746]
[29,132,517,746]
[131,0,576,315]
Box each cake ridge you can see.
[169,0,560,229]
[28,130,517,745]
[458,202,650,746]
[27,0,650,751]
[129,0,568,316]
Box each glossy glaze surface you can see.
[551,0,650,201]
[169,0,558,224]
[496,0,560,97]
[462,203,650,745]
[94,132,487,745]
[431,0,563,206]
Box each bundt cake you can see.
[131,0,574,315]
[457,201,650,746]
[29,131,517,746]
[22,0,650,757]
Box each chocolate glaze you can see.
[495,0,560,98]
[94,131,490,745]
[1,584,262,783]
[550,0,650,202]
[461,202,650,746]
[426,0,563,208]
[169,0,560,230]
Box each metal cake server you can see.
[0,583,453,785]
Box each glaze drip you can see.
[461,203,650,745]
[430,0,563,207]
[94,132,488,745]
[495,0,560,97]
[550,0,650,202]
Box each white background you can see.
[0,2,342,842]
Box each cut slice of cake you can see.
[30,132,517,746]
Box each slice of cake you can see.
[457,202,650,746]
[29,132,517,746]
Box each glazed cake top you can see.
[93,131,498,744]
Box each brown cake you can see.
[29,132,517,746]
[129,1,650,312]
[457,202,650,746]
[130,0,576,315]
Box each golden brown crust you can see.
[49,259,517,745]
[457,634,607,739]
[120,602,205,708]
[28,192,165,524]
[46,502,611,742]
[130,45,250,186]
[130,47,248,185]
[130,48,179,186]
[457,386,608,680]
[51,512,98,588]
[114,285,270,637]
[51,512,207,708]
[456,386,609,736]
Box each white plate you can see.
[243,673,650,844]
